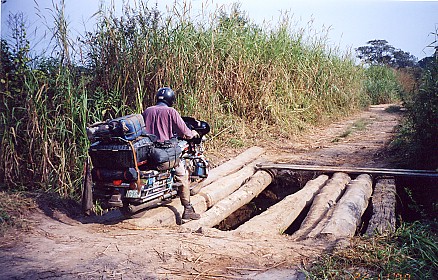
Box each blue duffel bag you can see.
[109,114,146,141]
[87,114,146,142]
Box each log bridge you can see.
[125,147,438,240]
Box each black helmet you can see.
[156,87,176,107]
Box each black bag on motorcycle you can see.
[148,139,182,171]
[88,135,155,169]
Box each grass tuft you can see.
[0,191,37,236]
[332,118,370,142]
[302,221,438,279]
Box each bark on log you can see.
[292,172,351,240]
[365,177,396,236]
[319,174,373,239]
[236,174,329,235]
[124,154,262,228]
[184,170,273,230]
[191,146,265,194]
[198,161,261,208]
[305,202,336,239]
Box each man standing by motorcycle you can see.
[142,87,201,220]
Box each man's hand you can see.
[191,130,200,138]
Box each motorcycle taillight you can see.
[113,180,122,186]
[129,182,137,190]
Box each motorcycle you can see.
[81,115,210,217]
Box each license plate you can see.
[125,189,140,198]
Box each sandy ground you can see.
[0,104,402,279]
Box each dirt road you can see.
[0,104,401,279]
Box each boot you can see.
[182,204,201,220]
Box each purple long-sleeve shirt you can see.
[142,104,194,142]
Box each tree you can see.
[356,40,393,65]
[391,49,417,68]
[356,39,417,68]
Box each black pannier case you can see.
[89,136,154,169]
[92,167,138,182]
[91,167,164,182]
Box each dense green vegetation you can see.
[364,65,402,104]
[394,56,438,170]
[1,3,370,197]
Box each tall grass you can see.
[363,65,402,104]
[1,6,88,197]
[84,3,367,138]
[1,2,367,197]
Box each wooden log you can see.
[319,174,373,239]
[365,177,396,236]
[198,161,261,208]
[292,172,351,240]
[123,157,261,228]
[82,158,94,215]
[183,170,273,230]
[190,146,265,194]
[305,202,336,239]
[235,174,329,235]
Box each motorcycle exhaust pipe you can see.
[126,190,177,214]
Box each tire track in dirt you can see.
[266,104,400,168]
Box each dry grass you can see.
[0,191,37,236]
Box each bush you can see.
[402,55,438,169]
[364,65,402,104]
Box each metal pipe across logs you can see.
[256,163,438,178]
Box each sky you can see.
[1,0,437,60]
